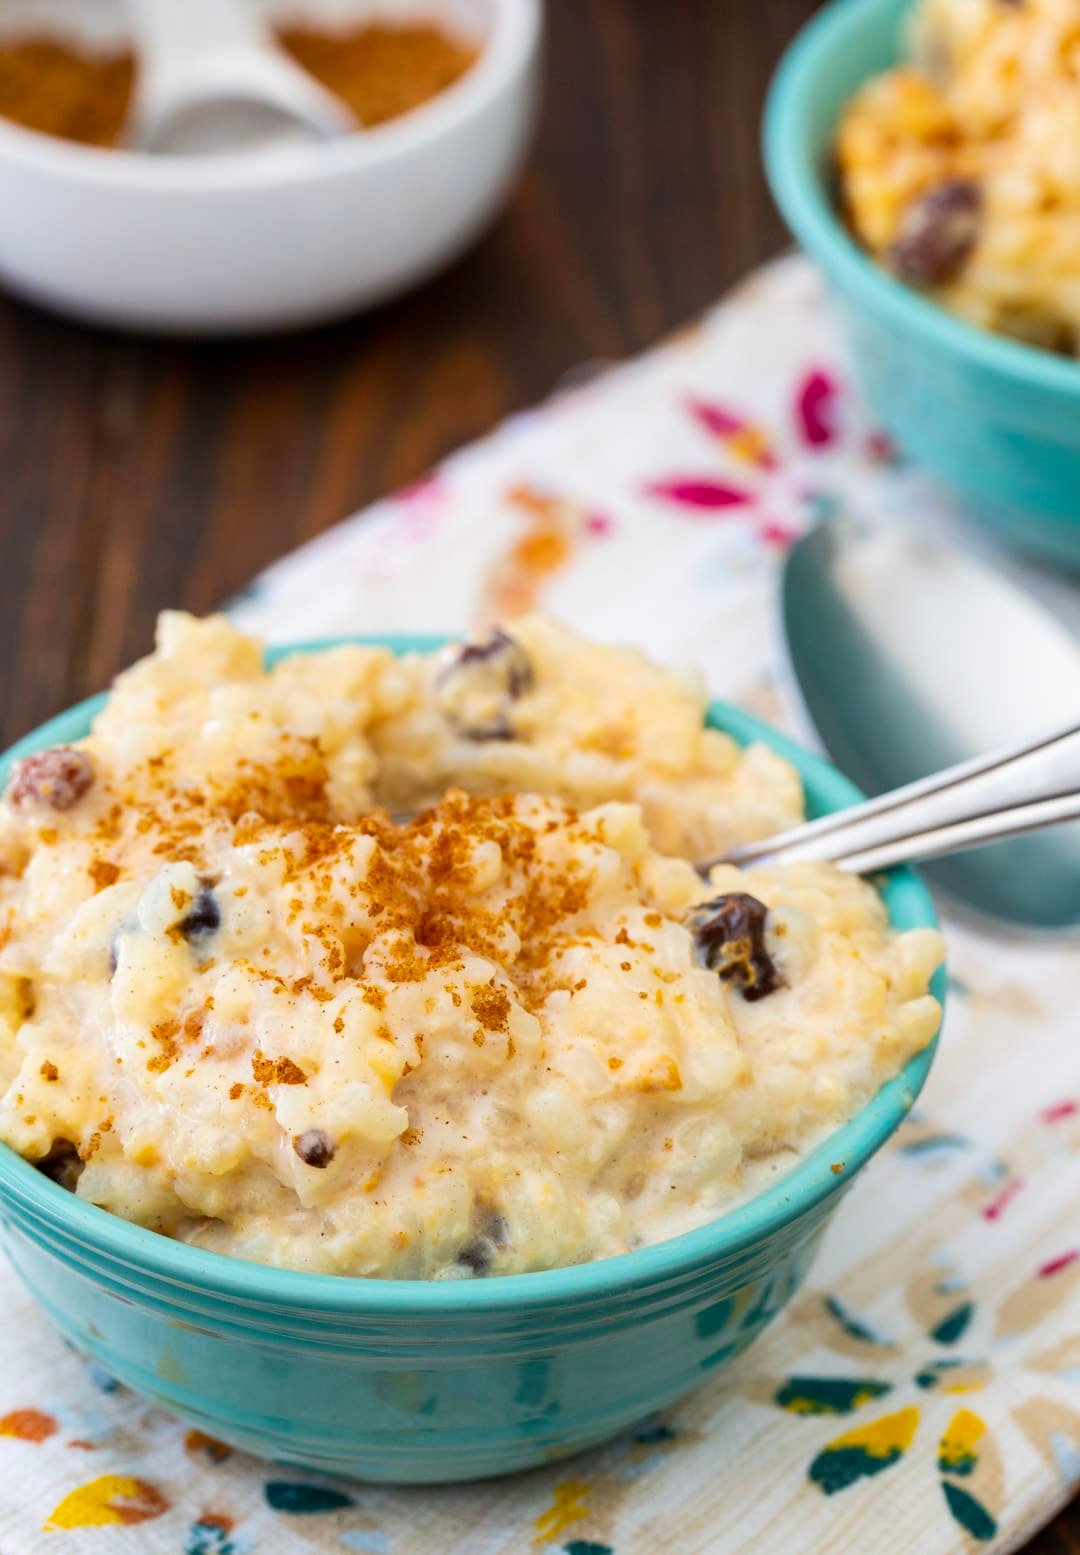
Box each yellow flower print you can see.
[46,1474,170,1530]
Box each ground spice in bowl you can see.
[0,39,135,147]
[0,19,478,150]
[277,22,478,128]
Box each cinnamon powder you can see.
[0,20,476,150]
[0,39,134,147]
[277,22,478,128]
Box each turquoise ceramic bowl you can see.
[0,637,945,1483]
[764,0,1080,570]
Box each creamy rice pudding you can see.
[0,614,943,1277]
[837,0,1080,354]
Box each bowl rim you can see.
[0,633,944,1313]
[0,0,541,191]
[763,0,1080,400]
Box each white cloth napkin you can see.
[0,256,1075,1555]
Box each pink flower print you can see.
[1037,1250,1078,1279]
[982,1178,1025,1222]
[395,471,448,545]
[641,478,753,512]
[759,517,802,549]
[797,369,840,447]
[644,373,857,554]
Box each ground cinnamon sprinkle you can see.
[251,1051,308,1088]
[41,724,625,1096]
[147,1018,180,1074]
[87,857,120,892]
[470,980,511,1034]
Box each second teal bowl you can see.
[765,0,1080,570]
[0,637,945,1482]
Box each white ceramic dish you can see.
[0,0,541,333]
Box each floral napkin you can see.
[0,256,1076,1555]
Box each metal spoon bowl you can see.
[776,516,1080,929]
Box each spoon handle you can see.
[126,0,356,151]
[816,791,1080,874]
[130,0,272,61]
[721,722,1080,875]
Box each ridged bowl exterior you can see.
[0,638,944,1482]
[0,1194,830,1481]
[764,0,1080,570]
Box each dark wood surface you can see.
[0,0,823,742]
[0,4,1075,1546]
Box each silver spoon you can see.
[766,515,1080,928]
[126,0,357,156]
[722,721,1080,874]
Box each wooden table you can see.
[0,0,825,744]
[0,5,1074,1547]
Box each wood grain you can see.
[0,6,1075,1548]
[0,0,820,739]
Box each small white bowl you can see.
[0,0,541,333]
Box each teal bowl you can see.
[0,636,945,1483]
[764,0,1080,570]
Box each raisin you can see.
[36,1138,83,1191]
[435,628,534,742]
[688,892,782,1002]
[293,1128,335,1168]
[7,748,94,811]
[888,179,982,288]
[456,1205,508,1275]
[178,880,221,941]
[457,1237,495,1275]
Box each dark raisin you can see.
[688,892,782,1002]
[7,748,94,811]
[435,628,534,742]
[457,1237,495,1275]
[450,629,533,697]
[456,1205,508,1275]
[178,881,221,941]
[888,179,982,288]
[293,1128,335,1168]
[36,1138,83,1191]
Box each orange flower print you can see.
[184,1428,233,1463]
[481,484,613,621]
[0,1408,57,1443]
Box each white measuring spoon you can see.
[126,0,358,155]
